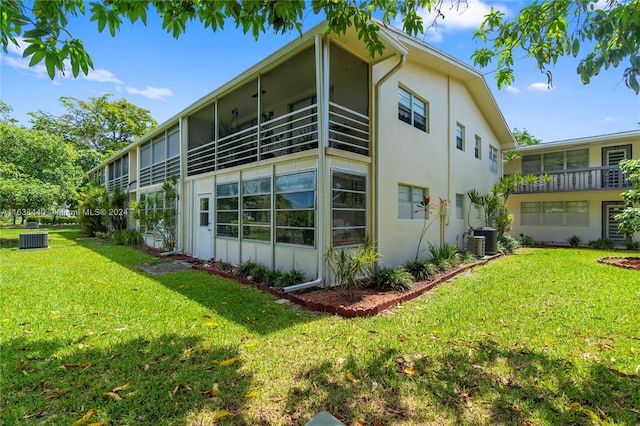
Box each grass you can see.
[1,227,639,425]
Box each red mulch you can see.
[598,257,640,271]
[192,257,500,317]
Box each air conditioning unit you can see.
[18,232,49,250]
[467,235,485,257]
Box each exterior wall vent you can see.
[18,232,49,250]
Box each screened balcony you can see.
[513,165,631,193]
[186,43,370,177]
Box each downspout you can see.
[283,33,326,293]
[374,53,406,250]
[443,76,451,245]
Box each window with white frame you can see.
[456,123,465,151]
[398,87,428,132]
[398,184,428,220]
[455,194,464,220]
[275,171,316,246]
[521,201,588,226]
[242,177,272,242]
[332,171,367,246]
[489,145,498,173]
[474,135,481,159]
[216,182,239,238]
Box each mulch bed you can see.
[598,257,640,271]
[191,255,502,317]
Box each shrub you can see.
[120,229,144,245]
[433,258,452,273]
[217,261,235,273]
[249,264,270,283]
[236,260,259,278]
[276,269,307,289]
[264,269,282,287]
[428,242,459,264]
[95,231,112,240]
[567,235,581,247]
[588,238,616,250]
[25,215,78,225]
[403,259,436,281]
[459,251,475,263]
[498,234,520,254]
[370,266,413,292]
[625,240,640,250]
[325,237,379,298]
[519,233,535,246]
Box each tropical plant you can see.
[78,182,108,236]
[413,196,450,260]
[519,233,535,246]
[159,176,179,252]
[588,238,616,250]
[370,266,413,292]
[325,237,379,299]
[498,235,520,254]
[567,235,581,248]
[615,159,640,241]
[403,259,437,282]
[275,269,307,289]
[236,260,260,278]
[428,241,459,264]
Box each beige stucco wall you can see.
[374,60,506,266]
[508,133,640,244]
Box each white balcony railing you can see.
[513,165,631,193]
[186,102,370,176]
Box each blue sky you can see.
[1,1,638,143]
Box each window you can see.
[489,146,498,173]
[332,171,367,246]
[522,149,589,173]
[152,136,165,164]
[398,184,427,220]
[474,135,481,159]
[520,201,588,226]
[456,123,465,150]
[168,128,180,158]
[216,182,239,237]
[455,194,464,220]
[199,198,210,227]
[275,171,316,246]
[242,177,271,242]
[398,87,428,132]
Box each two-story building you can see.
[88,21,515,290]
[507,130,640,244]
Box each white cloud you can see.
[82,68,123,84]
[505,85,521,94]
[0,53,48,78]
[416,1,510,43]
[527,82,554,92]
[603,116,617,122]
[125,86,173,100]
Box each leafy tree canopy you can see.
[0,123,83,219]
[2,0,639,93]
[28,94,157,157]
[615,159,640,239]
[513,128,542,146]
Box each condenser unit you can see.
[467,235,485,258]
[18,232,49,250]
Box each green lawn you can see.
[1,228,639,425]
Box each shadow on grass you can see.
[55,228,316,335]
[3,334,251,425]
[281,340,640,425]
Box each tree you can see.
[513,128,542,146]
[0,123,83,223]
[615,159,640,242]
[0,101,18,124]
[3,1,638,93]
[472,0,640,93]
[28,94,157,156]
